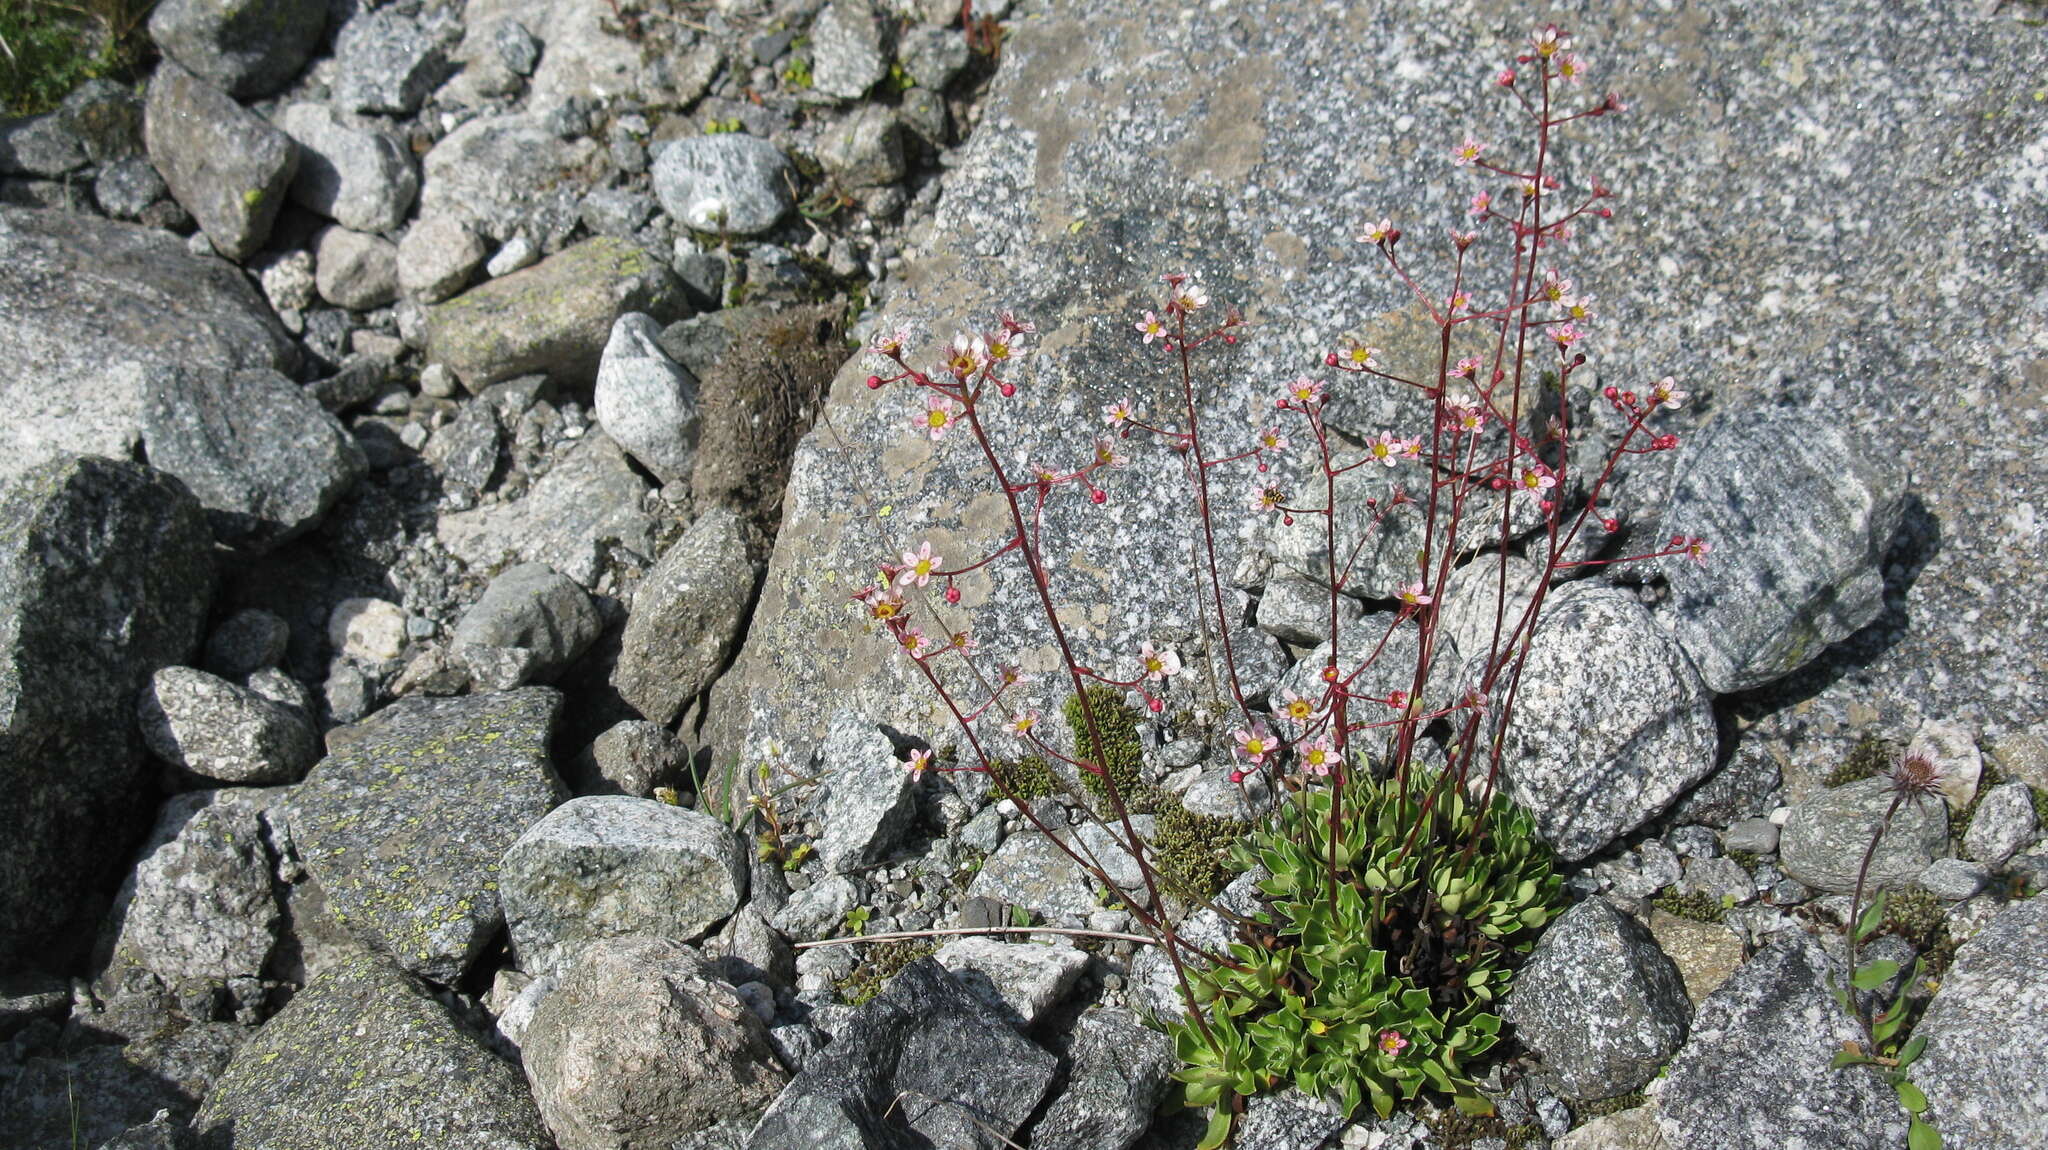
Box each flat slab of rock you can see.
[191,949,551,1149]
[933,936,1089,1028]
[426,236,684,392]
[140,364,365,551]
[450,561,602,688]
[1654,932,1904,1150]
[1,1022,242,1147]
[1656,407,1905,694]
[0,455,214,966]
[1911,894,2048,1147]
[0,207,295,480]
[287,689,566,983]
[499,795,747,978]
[1777,777,1948,894]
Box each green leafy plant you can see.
[703,116,744,134]
[781,54,813,90]
[843,905,873,937]
[1170,773,1561,1145]
[0,0,155,116]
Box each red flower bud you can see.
[999,383,1016,397]
[944,584,961,604]
[1089,487,1107,505]
[1325,352,1339,367]
[1602,517,1620,532]
[865,375,883,389]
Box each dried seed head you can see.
[1889,752,1943,800]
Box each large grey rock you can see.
[1503,900,1692,1101]
[1474,581,1718,862]
[651,134,795,235]
[1658,406,1906,695]
[0,208,295,480]
[437,431,658,589]
[521,936,788,1148]
[330,8,448,115]
[1030,1007,1176,1150]
[808,0,890,101]
[1254,573,1361,647]
[97,788,282,984]
[744,959,1058,1150]
[965,829,1104,928]
[427,236,684,392]
[1911,894,2048,1147]
[419,112,602,243]
[450,562,603,688]
[2,1024,242,1148]
[276,103,418,233]
[287,689,567,983]
[595,313,701,485]
[140,365,366,551]
[612,507,759,725]
[191,949,550,1149]
[1961,780,2037,866]
[499,795,747,979]
[0,456,214,966]
[816,105,906,188]
[1654,932,1905,1150]
[933,937,1089,1027]
[143,60,297,261]
[705,0,2048,838]
[813,711,922,874]
[138,666,318,785]
[1777,776,1948,894]
[148,0,326,97]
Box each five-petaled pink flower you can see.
[899,542,942,587]
[916,393,959,440]
[1336,338,1381,369]
[1452,137,1485,167]
[868,327,912,357]
[1248,482,1286,514]
[985,327,1029,365]
[898,627,931,658]
[1469,190,1493,217]
[1138,641,1181,682]
[1234,724,1277,765]
[1649,376,1689,410]
[1551,322,1584,349]
[1378,1029,1409,1057]
[1135,312,1168,344]
[1397,581,1433,608]
[1281,376,1326,408]
[1256,427,1289,454]
[1683,536,1712,567]
[1093,438,1129,468]
[1514,464,1557,496]
[1357,218,1395,244]
[906,747,933,780]
[1299,739,1342,777]
[1556,52,1587,84]
[1366,432,1418,467]
[1276,690,1317,726]
[1103,397,1136,425]
[1007,710,1040,736]
[1167,277,1209,313]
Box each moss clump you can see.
[1882,888,1946,946]
[989,755,1056,801]
[0,0,150,116]
[1152,799,1242,899]
[834,940,937,1005]
[1827,734,1900,787]
[1651,890,1727,924]
[1423,1108,1543,1150]
[1727,849,1761,871]
[1572,1091,1650,1126]
[1064,686,1144,805]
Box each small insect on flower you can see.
[916,393,959,440]
[1276,690,1317,726]
[1248,482,1287,514]
[906,748,933,780]
[1299,738,1343,777]
[898,542,942,587]
[1357,217,1395,245]
[1103,397,1136,425]
[1007,710,1041,736]
[1138,641,1182,682]
[1378,1029,1410,1057]
[1452,137,1485,167]
[1649,376,1689,410]
[1234,724,1277,765]
[1397,581,1434,608]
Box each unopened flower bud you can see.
[999,382,1016,397]
[866,375,883,389]
[1601,517,1620,532]
[1596,207,1613,218]
[1147,695,1164,714]
[1603,386,1619,399]
[944,584,961,604]
[1089,487,1107,505]
[1229,770,1246,784]
[1224,335,1238,345]
[1670,533,1687,547]
[1498,68,1517,85]
[1282,514,1294,526]
[1325,352,1339,367]
[1621,390,1637,405]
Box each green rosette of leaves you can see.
[1169,771,1563,1147]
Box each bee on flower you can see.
[916,393,959,440]
[1248,482,1286,514]
[898,541,942,587]
[1137,641,1181,682]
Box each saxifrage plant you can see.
[848,21,1705,1143]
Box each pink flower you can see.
[897,626,931,658]
[1007,710,1040,736]
[1233,724,1277,765]
[1450,356,1483,379]
[1448,290,1472,313]
[1556,52,1587,84]
[1513,463,1557,496]
[1276,690,1316,726]
[1135,311,1168,344]
[1561,293,1596,322]
[1397,581,1433,607]
[996,310,1036,335]
[985,327,1029,365]
[1452,137,1485,167]
[1469,190,1493,217]
[1378,1029,1409,1057]
[916,393,959,440]
[1551,322,1584,349]
[1649,376,1689,410]
[1248,482,1286,514]
[1530,24,1567,59]
[1336,338,1381,369]
[1299,739,1342,777]
[868,327,913,357]
[1256,427,1289,454]
[1444,404,1487,435]
[943,332,988,379]
[1357,218,1395,245]
[906,747,933,780]
[1280,376,1326,408]
[898,541,942,587]
[1540,269,1573,304]
[1138,641,1182,682]
[1092,438,1129,468]
[1683,536,1712,567]
[1103,397,1136,425]
[949,629,977,654]
[1366,432,1414,467]
[1169,278,1209,313]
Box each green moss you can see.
[989,754,1056,801]
[1422,1108,1544,1150]
[1727,849,1761,871]
[1882,888,1946,947]
[0,0,149,116]
[1827,735,1899,787]
[1651,890,1727,924]
[1152,799,1243,900]
[834,940,936,1005]
[1063,686,1144,805]
[1572,1091,1649,1126]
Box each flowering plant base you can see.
[1170,772,1561,1143]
